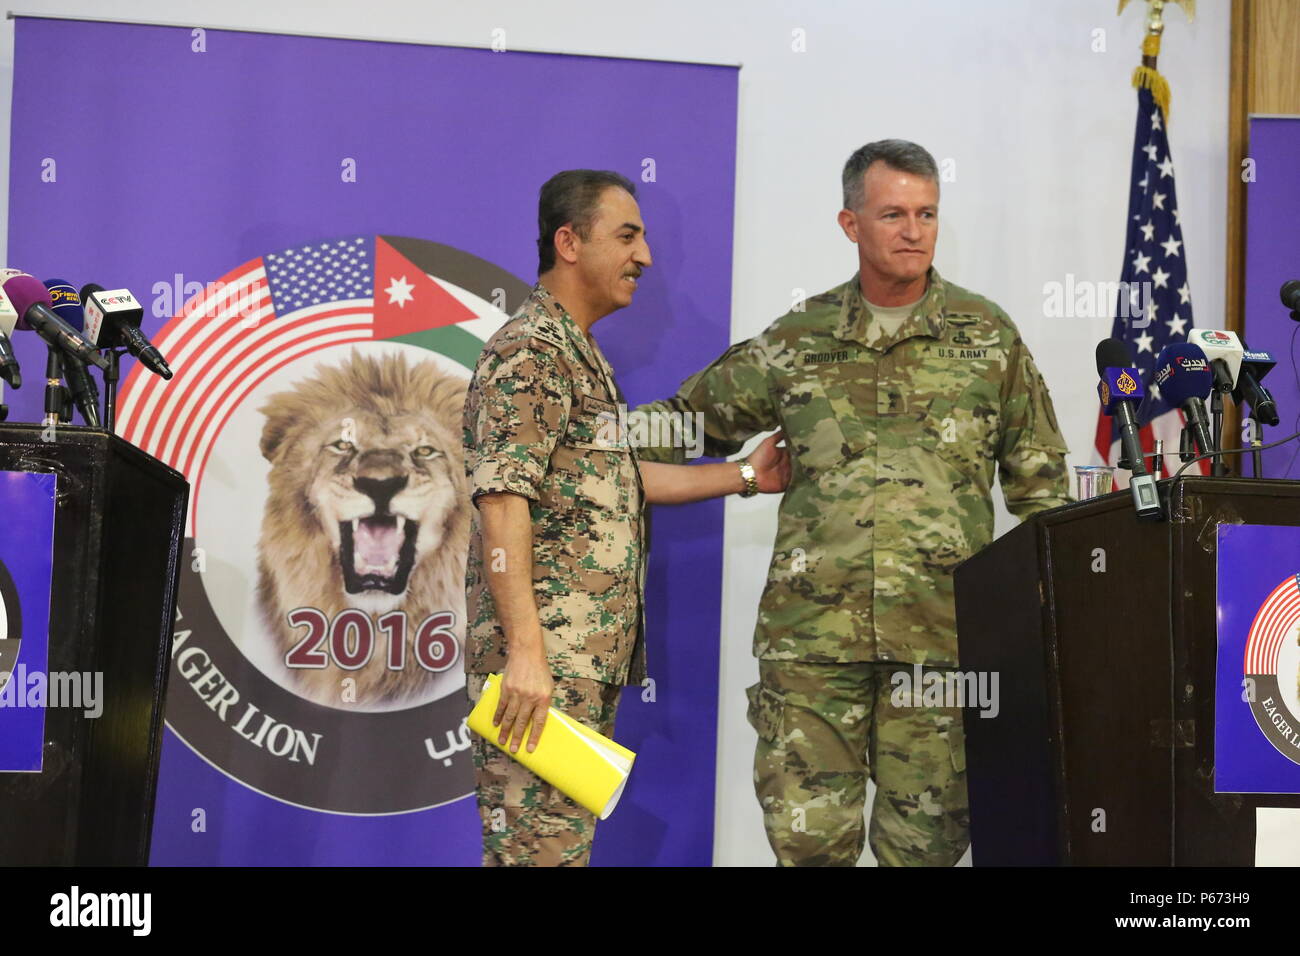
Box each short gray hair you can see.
[841,139,939,211]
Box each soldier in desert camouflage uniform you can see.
[636,140,1071,866]
[464,170,790,867]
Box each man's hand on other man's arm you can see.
[637,430,791,505]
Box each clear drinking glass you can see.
[1074,465,1116,500]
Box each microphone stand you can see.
[1209,389,1227,476]
[103,347,124,434]
[43,346,64,428]
[1252,420,1265,478]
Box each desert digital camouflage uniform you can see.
[465,672,621,866]
[463,283,646,867]
[637,267,1070,865]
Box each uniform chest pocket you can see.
[777,373,870,481]
[920,383,1001,480]
[554,397,635,511]
[563,394,623,451]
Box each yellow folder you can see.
[468,674,636,819]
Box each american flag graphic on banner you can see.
[1093,84,1208,478]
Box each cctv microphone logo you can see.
[100,293,139,309]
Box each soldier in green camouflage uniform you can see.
[465,170,790,866]
[637,140,1070,866]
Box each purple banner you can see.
[1244,118,1300,479]
[0,470,56,772]
[9,17,737,865]
[1215,524,1300,792]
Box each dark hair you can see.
[841,139,939,211]
[536,169,636,274]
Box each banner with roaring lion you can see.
[8,17,737,864]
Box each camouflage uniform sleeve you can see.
[466,339,571,503]
[633,336,778,464]
[997,338,1072,518]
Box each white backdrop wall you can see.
[0,0,1231,865]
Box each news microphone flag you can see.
[1092,49,1208,479]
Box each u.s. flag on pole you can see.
[1093,84,1208,478]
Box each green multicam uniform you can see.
[463,283,646,867]
[637,268,1070,865]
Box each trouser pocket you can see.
[745,681,785,743]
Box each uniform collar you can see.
[834,267,948,351]
[532,282,621,399]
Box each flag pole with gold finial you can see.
[1118,0,1195,117]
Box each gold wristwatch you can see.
[738,458,759,497]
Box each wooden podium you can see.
[0,424,187,865]
[955,477,1300,866]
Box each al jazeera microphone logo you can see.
[1099,368,1140,411]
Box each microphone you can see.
[80,284,172,380]
[0,289,21,388]
[1154,343,1215,458]
[1187,328,1243,394]
[1096,338,1161,519]
[1282,280,1300,314]
[0,270,109,370]
[1234,344,1280,427]
[44,279,101,427]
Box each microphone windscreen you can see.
[1,272,53,330]
[44,279,85,331]
[1155,343,1214,407]
[1281,279,1300,311]
[1096,337,1135,376]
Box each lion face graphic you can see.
[255,350,470,708]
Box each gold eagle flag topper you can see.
[1117,0,1196,118]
